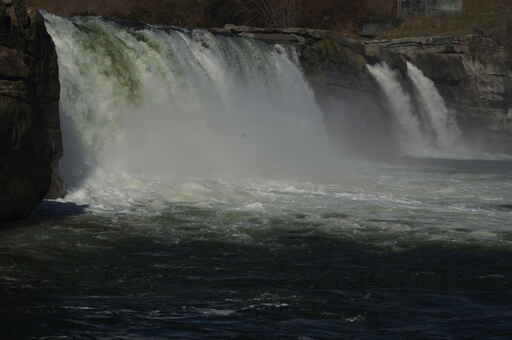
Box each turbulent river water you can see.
[1,14,512,339]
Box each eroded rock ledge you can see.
[0,0,62,221]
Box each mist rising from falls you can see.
[407,62,461,150]
[44,13,342,205]
[367,63,428,154]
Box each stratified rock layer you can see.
[0,0,61,220]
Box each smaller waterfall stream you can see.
[368,62,462,156]
[367,63,428,154]
[407,62,461,150]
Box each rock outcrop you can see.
[0,0,62,221]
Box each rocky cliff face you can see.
[364,35,512,152]
[303,33,512,154]
[0,0,62,221]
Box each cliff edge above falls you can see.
[0,0,62,221]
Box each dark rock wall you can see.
[0,0,61,221]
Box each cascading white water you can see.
[407,62,461,150]
[367,62,429,154]
[43,13,341,208]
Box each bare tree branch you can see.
[245,0,303,27]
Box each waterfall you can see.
[367,62,428,154]
[43,13,340,204]
[406,62,461,150]
[368,61,462,155]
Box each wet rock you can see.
[0,0,62,220]
[213,25,335,43]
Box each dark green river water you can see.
[2,159,512,339]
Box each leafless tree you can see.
[245,0,304,27]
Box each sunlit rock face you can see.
[0,0,62,220]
